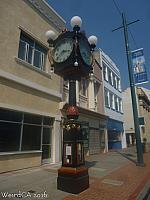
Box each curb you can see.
[128,173,150,200]
[136,180,150,200]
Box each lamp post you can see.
[112,13,144,166]
[46,16,97,194]
[122,13,144,166]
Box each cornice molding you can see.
[0,69,62,100]
[25,0,66,31]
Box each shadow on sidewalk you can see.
[116,151,137,164]
[85,161,98,168]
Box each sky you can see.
[46,0,150,90]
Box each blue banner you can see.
[131,48,148,85]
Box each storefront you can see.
[107,119,124,149]
[0,108,55,173]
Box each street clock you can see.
[79,37,92,66]
[53,37,73,63]
[51,31,93,80]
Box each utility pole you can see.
[112,13,144,166]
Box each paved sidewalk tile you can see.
[0,148,149,200]
[63,152,150,200]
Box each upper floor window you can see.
[109,92,115,109]
[118,98,123,113]
[18,32,47,70]
[94,82,100,101]
[80,79,88,97]
[118,78,121,91]
[102,62,108,81]
[108,69,113,85]
[113,74,117,89]
[114,95,119,111]
[104,88,110,108]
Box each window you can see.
[22,125,41,150]
[0,109,22,122]
[116,77,120,90]
[104,88,110,108]
[0,122,21,152]
[112,94,115,109]
[113,75,117,89]
[108,69,113,85]
[18,32,46,70]
[114,95,119,111]
[102,62,108,81]
[43,116,53,126]
[80,79,88,96]
[118,79,121,91]
[118,98,123,113]
[0,108,53,153]
[24,113,42,124]
[94,82,100,101]
[0,109,22,152]
[42,127,52,160]
[109,92,113,109]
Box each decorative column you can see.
[88,76,95,111]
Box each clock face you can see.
[53,38,73,63]
[79,38,92,66]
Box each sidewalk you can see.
[0,148,150,200]
[63,150,150,200]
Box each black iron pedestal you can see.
[57,80,89,194]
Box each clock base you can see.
[57,166,89,194]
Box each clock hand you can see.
[59,50,66,57]
[60,50,70,57]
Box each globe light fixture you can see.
[74,61,78,66]
[45,30,57,46]
[70,16,82,31]
[88,35,98,50]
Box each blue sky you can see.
[46,0,150,90]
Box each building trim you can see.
[18,25,49,49]
[100,49,120,74]
[0,151,42,156]
[43,0,65,23]
[15,57,51,79]
[0,102,58,118]
[0,69,62,100]
[25,0,66,31]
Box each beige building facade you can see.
[0,0,65,173]
[122,87,150,151]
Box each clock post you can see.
[46,16,97,194]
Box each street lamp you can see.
[46,16,97,194]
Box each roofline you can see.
[43,0,66,23]
[99,48,120,73]
[26,0,66,31]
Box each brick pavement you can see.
[63,152,150,200]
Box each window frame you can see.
[104,88,110,108]
[0,109,53,153]
[18,31,47,71]
[79,78,88,97]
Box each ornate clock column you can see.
[46,16,97,194]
